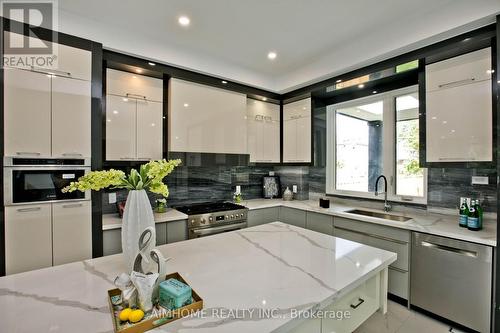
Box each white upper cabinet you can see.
[4,32,91,81]
[4,68,52,157]
[4,32,92,158]
[106,95,137,160]
[169,78,247,154]
[106,69,163,161]
[136,100,163,160]
[283,98,312,163]
[247,99,280,163]
[52,76,91,158]
[107,69,162,102]
[425,48,492,163]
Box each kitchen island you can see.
[0,222,396,333]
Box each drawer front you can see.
[334,226,408,271]
[334,217,410,243]
[322,273,380,333]
[306,212,333,235]
[388,267,409,300]
[279,207,306,228]
[248,207,279,227]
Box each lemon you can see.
[119,308,132,322]
[129,309,145,323]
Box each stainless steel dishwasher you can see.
[411,232,492,332]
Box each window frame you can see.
[326,85,427,204]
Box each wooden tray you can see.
[108,272,203,333]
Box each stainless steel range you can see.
[176,202,248,239]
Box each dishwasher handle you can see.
[420,240,478,258]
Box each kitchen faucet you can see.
[374,175,391,212]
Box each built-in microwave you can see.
[3,158,91,206]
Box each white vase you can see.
[121,190,156,272]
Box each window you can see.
[326,86,426,203]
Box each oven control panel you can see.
[188,209,248,228]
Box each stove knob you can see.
[235,214,239,218]
[226,215,229,219]
[201,218,206,224]
[209,217,213,222]
[231,214,234,218]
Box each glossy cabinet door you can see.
[247,99,280,163]
[106,95,137,160]
[57,43,92,81]
[107,69,163,102]
[169,78,247,154]
[4,68,51,157]
[136,100,163,160]
[5,205,52,275]
[52,76,92,158]
[283,98,311,163]
[425,48,493,163]
[52,201,92,266]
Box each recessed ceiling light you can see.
[358,84,365,88]
[267,51,277,60]
[372,90,377,94]
[221,80,227,84]
[183,103,189,107]
[148,62,156,66]
[135,69,142,73]
[336,79,342,83]
[463,38,471,42]
[178,16,190,26]
[262,97,267,101]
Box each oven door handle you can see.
[192,222,247,236]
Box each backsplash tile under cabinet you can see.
[427,168,497,212]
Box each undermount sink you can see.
[345,209,412,222]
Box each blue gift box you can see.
[159,278,192,310]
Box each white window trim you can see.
[326,85,427,205]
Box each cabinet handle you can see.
[126,93,147,100]
[62,203,83,208]
[420,241,478,258]
[138,157,152,160]
[62,153,83,157]
[119,157,135,160]
[334,226,408,245]
[437,77,475,89]
[350,298,365,309]
[31,66,72,77]
[388,266,407,273]
[438,157,475,161]
[17,207,41,212]
[16,152,41,156]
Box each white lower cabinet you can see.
[5,205,53,275]
[5,201,92,274]
[52,201,92,266]
[289,271,383,333]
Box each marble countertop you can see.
[0,222,396,333]
[241,199,497,247]
[103,209,188,230]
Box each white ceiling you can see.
[57,0,500,93]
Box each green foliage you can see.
[62,159,182,198]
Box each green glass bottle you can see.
[467,199,482,231]
[458,197,469,228]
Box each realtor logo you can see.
[1,0,58,68]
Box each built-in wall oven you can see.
[3,157,91,206]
